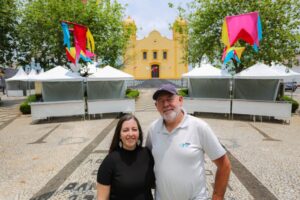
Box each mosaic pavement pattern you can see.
[1,89,300,200]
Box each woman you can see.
[97,114,155,200]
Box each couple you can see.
[97,84,231,200]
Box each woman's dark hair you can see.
[109,114,143,153]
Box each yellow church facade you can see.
[122,17,188,80]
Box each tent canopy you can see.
[34,66,84,82]
[27,69,39,81]
[5,67,28,96]
[182,63,231,79]
[270,63,300,83]
[87,65,133,81]
[6,67,28,81]
[234,63,285,79]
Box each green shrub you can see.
[178,88,188,97]
[19,95,38,114]
[20,102,31,114]
[126,89,139,99]
[126,88,132,94]
[282,96,299,113]
[27,95,37,103]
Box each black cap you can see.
[153,84,178,100]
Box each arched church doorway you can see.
[151,65,159,78]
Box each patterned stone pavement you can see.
[0,89,300,200]
[0,93,24,130]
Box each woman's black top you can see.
[97,146,155,200]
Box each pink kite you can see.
[221,11,262,64]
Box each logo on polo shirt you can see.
[180,142,191,148]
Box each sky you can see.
[117,0,193,39]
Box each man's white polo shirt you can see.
[146,111,226,200]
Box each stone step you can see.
[135,89,157,111]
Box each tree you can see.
[17,0,129,70]
[0,0,18,67]
[187,0,300,73]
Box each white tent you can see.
[6,67,28,96]
[27,69,38,81]
[26,69,38,95]
[30,69,44,96]
[87,65,133,81]
[232,63,291,122]
[182,63,232,115]
[86,65,135,116]
[87,65,133,99]
[292,66,300,85]
[270,63,300,83]
[182,63,231,79]
[34,66,84,82]
[233,63,285,101]
[30,66,85,121]
[182,63,232,98]
[6,67,28,81]
[234,63,285,79]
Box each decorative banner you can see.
[222,47,245,64]
[221,11,262,64]
[61,21,95,64]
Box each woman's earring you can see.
[119,140,123,148]
[137,139,141,146]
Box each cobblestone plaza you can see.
[0,89,300,200]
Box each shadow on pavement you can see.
[32,113,120,124]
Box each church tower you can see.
[172,17,188,78]
[123,16,137,76]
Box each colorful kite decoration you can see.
[221,11,262,64]
[61,21,95,64]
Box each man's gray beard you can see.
[163,107,181,122]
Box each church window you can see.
[163,51,167,59]
[153,51,157,59]
[143,52,147,60]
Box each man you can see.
[146,83,231,200]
